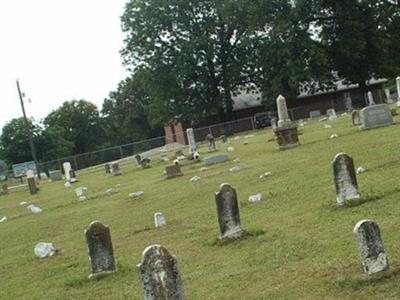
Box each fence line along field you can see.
[2,114,400,299]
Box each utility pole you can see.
[16,80,40,179]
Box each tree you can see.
[36,126,74,162]
[121,0,262,123]
[43,100,104,154]
[101,71,161,146]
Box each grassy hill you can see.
[2,114,400,299]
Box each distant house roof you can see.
[232,78,387,110]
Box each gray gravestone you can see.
[186,128,197,154]
[104,163,111,175]
[326,109,337,121]
[360,104,394,130]
[206,133,216,152]
[215,183,243,240]
[332,153,360,205]
[27,170,38,195]
[309,110,321,119]
[354,220,389,275]
[351,110,361,126]
[277,95,292,128]
[85,221,117,279]
[165,165,183,179]
[49,170,63,182]
[112,163,122,176]
[203,154,229,166]
[138,245,185,300]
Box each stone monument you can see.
[359,104,394,130]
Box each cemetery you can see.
[2,109,400,299]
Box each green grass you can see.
[2,114,400,299]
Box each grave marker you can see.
[165,165,183,179]
[360,104,394,130]
[332,153,360,205]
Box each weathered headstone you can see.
[206,133,216,152]
[332,153,360,205]
[215,183,243,240]
[344,92,353,110]
[326,109,337,121]
[154,213,167,227]
[203,154,229,166]
[63,162,72,182]
[112,163,122,176]
[75,187,88,201]
[385,89,393,104]
[360,104,394,130]
[85,221,117,279]
[277,95,291,128]
[165,165,183,179]
[351,110,361,126]
[104,163,111,175]
[309,110,321,119]
[49,170,62,182]
[367,91,375,106]
[27,170,38,195]
[186,128,197,154]
[354,220,389,275]
[138,245,185,300]
[69,169,78,183]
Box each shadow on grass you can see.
[206,229,266,247]
[333,266,400,290]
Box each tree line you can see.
[1,0,400,165]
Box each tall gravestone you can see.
[215,183,243,240]
[273,95,299,150]
[27,170,38,195]
[354,220,389,275]
[332,153,360,205]
[367,91,375,106]
[359,104,394,130]
[138,245,185,300]
[396,76,400,106]
[186,128,197,154]
[85,221,117,279]
[277,95,291,128]
[63,162,72,182]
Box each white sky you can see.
[0,0,129,128]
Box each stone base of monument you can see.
[273,126,300,150]
[88,270,117,280]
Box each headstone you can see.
[27,170,38,195]
[351,110,361,126]
[309,110,321,119]
[154,213,167,227]
[367,91,375,106]
[326,109,337,121]
[332,153,360,205]
[49,170,62,182]
[112,163,122,176]
[273,126,300,150]
[203,154,229,166]
[75,187,88,201]
[104,163,111,175]
[206,133,216,152]
[220,135,228,144]
[276,95,292,128]
[360,104,394,130]
[69,169,78,183]
[270,117,277,130]
[186,128,197,154]
[135,154,142,165]
[85,221,117,279]
[354,220,389,275]
[138,245,185,300]
[215,183,243,240]
[165,165,183,179]
[344,92,353,110]
[396,76,400,106]
[40,172,48,180]
[385,89,393,104]
[63,162,72,182]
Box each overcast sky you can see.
[0,0,129,128]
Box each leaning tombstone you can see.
[215,183,243,240]
[165,165,183,179]
[104,163,111,175]
[351,110,361,126]
[360,104,394,130]
[85,221,117,279]
[354,220,389,275]
[112,163,122,176]
[27,170,39,195]
[138,245,185,300]
[49,170,63,182]
[332,153,361,205]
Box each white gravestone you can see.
[396,76,400,107]
[367,91,375,106]
[186,128,197,154]
[332,153,361,205]
[344,92,353,110]
[360,104,394,130]
[354,220,389,275]
[385,89,393,104]
[75,187,87,201]
[63,162,72,182]
[277,95,292,128]
[154,213,167,228]
[326,109,337,121]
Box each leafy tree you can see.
[121,0,262,122]
[36,126,74,161]
[43,100,104,154]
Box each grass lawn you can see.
[2,113,400,299]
